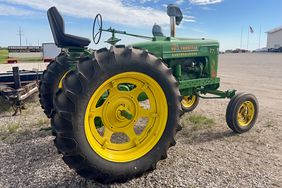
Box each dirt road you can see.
[0,53,281,187]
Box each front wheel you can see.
[181,95,199,113]
[52,46,182,183]
[226,93,259,133]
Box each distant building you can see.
[8,46,42,53]
[42,43,61,62]
[266,26,282,48]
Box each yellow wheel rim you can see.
[84,72,168,162]
[237,101,255,126]
[58,71,70,89]
[181,95,196,108]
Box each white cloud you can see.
[175,0,185,5]
[139,0,160,3]
[183,19,196,23]
[183,15,196,23]
[4,0,169,27]
[0,4,34,16]
[184,15,195,19]
[201,6,214,10]
[189,0,223,5]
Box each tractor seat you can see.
[152,24,165,37]
[47,6,91,48]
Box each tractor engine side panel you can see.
[162,43,219,79]
[132,38,220,96]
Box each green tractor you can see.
[40,5,259,183]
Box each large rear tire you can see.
[52,46,182,183]
[39,52,71,118]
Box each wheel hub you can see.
[237,101,255,126]
[104,95,137,130]
[181,95,196,108]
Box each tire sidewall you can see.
[226,92,244,131]
[40,53,70,117]
[232,94,259,133]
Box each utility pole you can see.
[240,26,243,49]
[17,27,23,46]
[258,25,261,49]
[247,27,250,50]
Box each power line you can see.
[247,28,249,50]
[17,27,24,46]
[258,25,261,49]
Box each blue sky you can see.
[0,0,281,50]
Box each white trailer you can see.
[42,43,61,62]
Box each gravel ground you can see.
[0,62,47,73]
[0,53,281,187]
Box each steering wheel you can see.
[93,14,103,44]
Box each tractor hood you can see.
[132,36,219,59]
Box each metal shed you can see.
[266,26,282,49]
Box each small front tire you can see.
[226,93,259,133]
[181,95,199,113]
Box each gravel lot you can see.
[0,62,47,73]
[0,53,281,188]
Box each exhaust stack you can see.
[167,4,183,37]
[170,16,176,37]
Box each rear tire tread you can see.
[39,52,70,118]
[52,46,181,183]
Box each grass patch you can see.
[0,117,50,142]
[7,123,20,134]
[0,49,8,63]
[186,113,215,131]
[17,57,42,62]
[0,97,12,113]
[0,49,42,63]
[265,120,275,127]
[31,118,49,128]
[25,112,50,129]
[180,113,216,143]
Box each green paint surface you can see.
[132,36,220,95]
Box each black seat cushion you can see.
[47,7,91,48]
[152,24,165,37]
